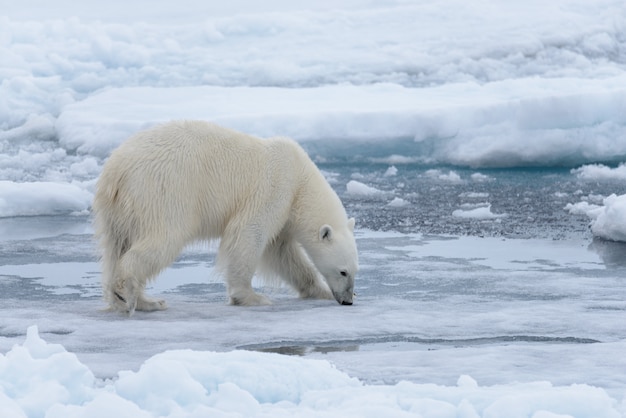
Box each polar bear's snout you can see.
[333,289,354,306]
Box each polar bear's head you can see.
[311,217,358,305]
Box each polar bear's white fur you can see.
[93,121,358,315]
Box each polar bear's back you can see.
[94,120,301,242]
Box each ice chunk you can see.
[346,180,384,196]
[590,194,626,242]
[387,197,409,207]
[453,205,506,220]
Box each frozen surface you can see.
[2,218,626,416]
[2,0,626,416]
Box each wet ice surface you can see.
[1,167,626,399]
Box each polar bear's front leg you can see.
[227,273,272,306]
[218,224,272,306]
[261,236,334,300]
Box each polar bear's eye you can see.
[340,270,348,277]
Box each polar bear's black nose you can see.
[341,301,353,306]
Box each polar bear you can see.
[93,121,358,315]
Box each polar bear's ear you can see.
[319,225,333,241]
[347,217,355,232]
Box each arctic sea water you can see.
[2,1,626,417]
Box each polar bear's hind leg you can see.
[115,240,177,315]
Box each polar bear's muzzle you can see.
[333,290,354,306]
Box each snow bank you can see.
[0,181,93,218]
[1,326,623,418]
[0,326,95,418]
[1,0,626,175]
[53,79,626,167]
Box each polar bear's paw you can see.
[299,285,334,300]
[229,291,272,306]
[136,295,168,312]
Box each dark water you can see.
[320,163,626,240]
[241,334,601,357]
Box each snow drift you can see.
[1,326,622,418]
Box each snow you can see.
[2,322,624,418]
[48,78,626,169]
[565,201,603,218]
[425,169,464,184]
[572,163,626,182]
[1,0,626,219]
[567,194,626,242]
[387,197,409,208]
[591,194,626,242]
[0,181,92,218]
[3,0,626,416]
[470,173,492,182]
[383,166,398,177]
[566,164,626,242]
[459,192,490,199]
